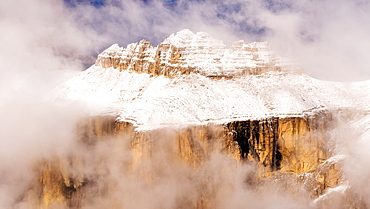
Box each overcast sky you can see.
[1,0,369,81]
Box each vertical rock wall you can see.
[224,113,338,199]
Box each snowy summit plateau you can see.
[58,29,370,130]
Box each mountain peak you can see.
[163,29,224,48]
[172,28,195,38]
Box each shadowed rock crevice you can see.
[226,118,294,173]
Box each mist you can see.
[1,0,370,208]
[43,126,315,209]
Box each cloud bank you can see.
[3,0,369,80]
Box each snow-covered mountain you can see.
[57,29,370,130]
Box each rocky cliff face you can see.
[41,30,370,208]
[32,112,351,208]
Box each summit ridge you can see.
[95,29,293,79]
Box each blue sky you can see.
[64,0,201,7]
